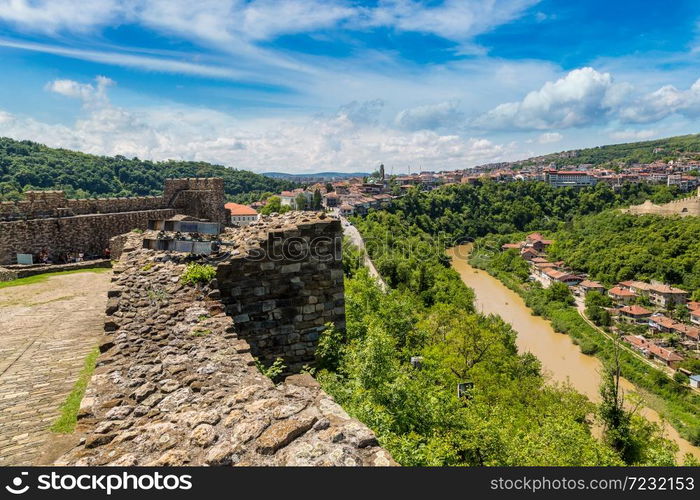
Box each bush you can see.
[579,340,598,355]
[180,263,216,285]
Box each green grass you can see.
[50,346,100,434]
[0,267,111,290]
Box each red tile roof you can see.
[224,202,258,215]
[623,335,683,362]
[580,280,604,289]
[619,305,652,316]
[609,286,635,297]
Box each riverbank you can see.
[448,244,700,461]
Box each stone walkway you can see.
[0,271,111,465]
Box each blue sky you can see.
[1,0,700,173]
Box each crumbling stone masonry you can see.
[217,214,345,372]
[625,186,700,217]
[0,178,229,265]
[56,220,394,466]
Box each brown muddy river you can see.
[447,244,700,461]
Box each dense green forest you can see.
[385,180,681,241]
[528,133,700,168]
[0,137,297,202]
[546,213,700,295]
[318,210,690,465]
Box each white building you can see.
[224,202,259,226]
[545,170,597,188]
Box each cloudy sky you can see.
[2,0,700,173]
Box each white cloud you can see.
[609,129,657,141]
[618,79,700,123]
[0,0,121,33]
[45,75,114,106]
[0,76,521,173]
[473,67,632,130]
[0,39,260,81]
[537,132,563,144]
[357,0,540,41]
[394,101,464,131]
[0,0,540,42]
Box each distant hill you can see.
[263,171,370,181]
[0,137,299,202]
[525,133,700,168]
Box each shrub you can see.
[180,263,216,285]
[256,357,286,381]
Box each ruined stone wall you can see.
[164,178,229,226]
[56,222,393,466]
[625,187,700,216]
[0,194,165,219]
[0,209,177,264]
[217,214,345,372]
[0,177,227,265]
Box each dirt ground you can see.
[0,271,111,465]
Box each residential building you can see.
[619,280,653,296]
[608,286,636,305]
[501,243,521,251]
[520,247,539,260]
[578,280,606,295]
[623,335,684,368]
[618,305,653,324]
[323,192,340,208]
[543,269,582,286]
[691,309,700,326]
[648,284,688,309]
[224,202,259,226]
[339,203,354,217]
[545,170,598,188]
[690,375,700,389]
[648,314,677,333]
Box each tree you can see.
[325,182,334,193]
[313,188,322,210]
[598,341,635,463]
[294,193,308,210]
[545,281,574,305]
[672,303,690,322]
[260,195,284,215]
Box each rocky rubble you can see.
[56,218,395,466]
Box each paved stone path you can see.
[0,271,111,465]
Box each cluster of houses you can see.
[501,234,699,372]
[276,182,396,217]
[469,155,700,192]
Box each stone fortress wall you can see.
[217,214,345,372]
[0,178,229,265]
[625,186,700,216]
[56,216,393,466]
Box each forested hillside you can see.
[547,212,700,295]
[0,137,298,202]
[318,210,687,465]
[531,133,700,168]
[386,180,681,240]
